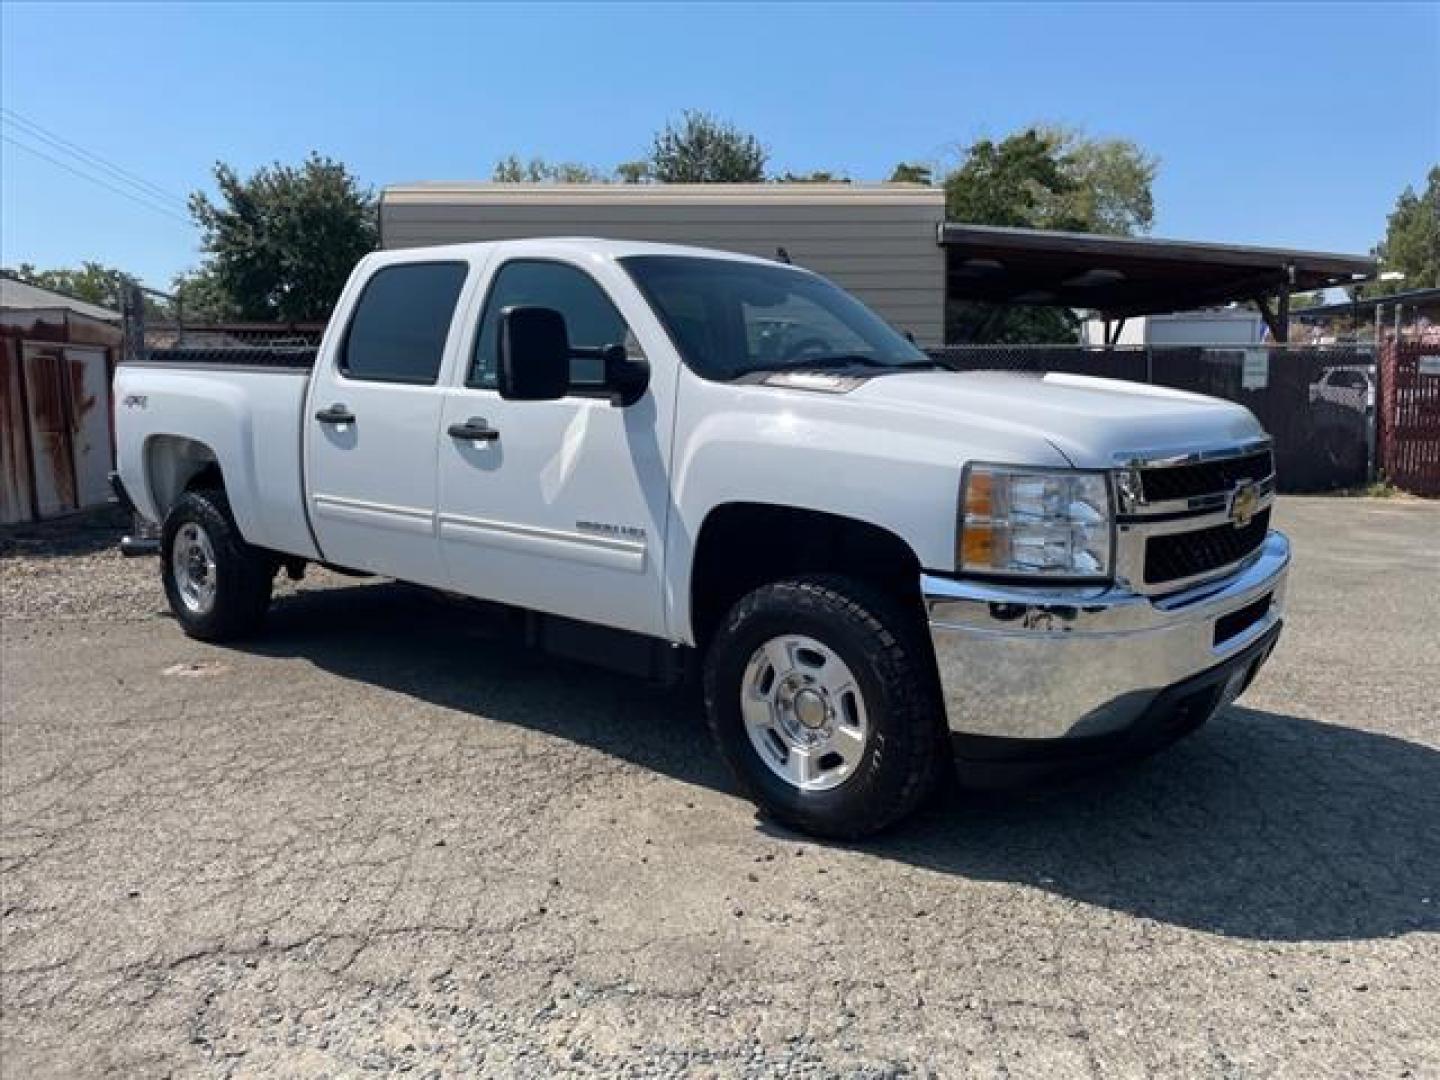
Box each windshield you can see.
[620,255,932,381]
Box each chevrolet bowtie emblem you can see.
[1230,480,1260,529]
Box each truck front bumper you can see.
[923,530,1290,760]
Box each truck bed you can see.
[112,360,321,560]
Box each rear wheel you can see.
[161,488,274,641]
[704,575,945,838]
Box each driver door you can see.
[436,257,673,638]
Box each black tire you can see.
[703,575,946,839]
[160,488,274,642]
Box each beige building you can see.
[379,183,947,346]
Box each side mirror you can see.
[498,306,570,401]
[602,343,650,408]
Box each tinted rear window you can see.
[341,262,468,384]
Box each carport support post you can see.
[1253,264,1296,344]
[1254,293,1292,344]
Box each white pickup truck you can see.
[113,238,1289,837]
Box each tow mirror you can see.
[498,306,570,401]
[602,343,650,408]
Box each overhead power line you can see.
[1,107,191,213]
[2,134,192,225]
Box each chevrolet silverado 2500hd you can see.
[114,239,1289,837]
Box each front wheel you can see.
[703,575,946,839]
[161,488,274,641]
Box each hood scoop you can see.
[760,371,865,394]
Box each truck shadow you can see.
[244,580,1440,945]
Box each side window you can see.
[470,260,641,389]
[340,262,468,384]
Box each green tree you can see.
[615,160,652,184]
[774,170,848,183]
[888,162,933,185]
[943,130,1079,342]
[492,155,607,183]
[942,126,1158,342]
[187,153,376,322]
[2,260,132,309]
[1,261,178,319]
[648,110,767,183]
[1034,125,1157,235]
[945,126,1156,235]
[169,267,238,322]
[1368,166,1439,295]
[944,129,1075,228]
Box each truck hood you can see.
[848,370,1265,467]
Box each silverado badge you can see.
[1230,480,1260,529]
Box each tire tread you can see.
[161,487,273,641]
[703,574,944,838]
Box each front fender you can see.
[665,394,957,644]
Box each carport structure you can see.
[940,223,1376,342]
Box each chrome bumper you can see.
[924,530,1291,743]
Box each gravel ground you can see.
[2,497,1437,1078]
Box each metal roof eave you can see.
[938,222,1376,279]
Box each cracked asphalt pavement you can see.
[2,497,1437,1078]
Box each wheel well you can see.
[689,503,923,647]
[144,435,223,519]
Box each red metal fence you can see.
[1378,339,1440,496]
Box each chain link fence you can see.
[136,324,323,369]
[926,345,1376,492]
[121,285,322,369]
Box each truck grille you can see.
[1144,508,1271,586]
[1138,449,1273,503]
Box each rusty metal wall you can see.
[20,344,80,518]
[1379,338,1440,496]
[0,337,35,524]
[0,311,121,523]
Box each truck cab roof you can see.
[369,236,800,271]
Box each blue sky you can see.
[2,2,1436,289]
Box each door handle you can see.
[447,417,500,442]
[315,403,356,424]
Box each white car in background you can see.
[1309,364,1375,413]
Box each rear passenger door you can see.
[306,259,470,587]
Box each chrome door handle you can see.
[447,417,499,442]
[315,403,355,424]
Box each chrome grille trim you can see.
[1113,435,1274,471]
[1110,439,1277,596]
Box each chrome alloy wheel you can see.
[172,522,218,615]
[741,634,870,792]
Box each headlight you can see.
[958,465,1113,579]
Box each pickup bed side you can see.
[113,365,322,561]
